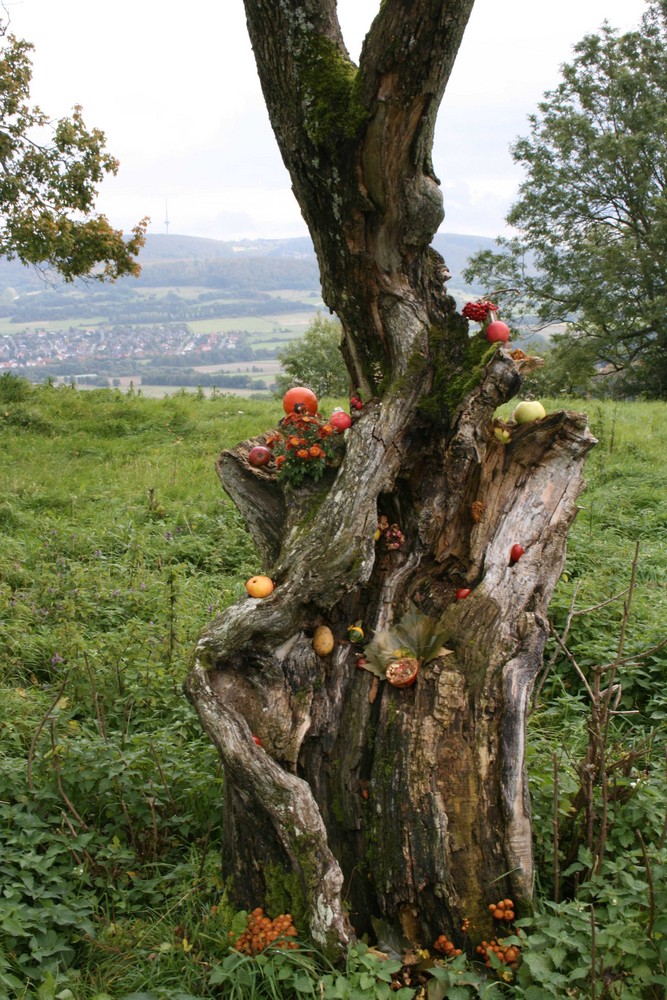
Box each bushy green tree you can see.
[465,0,667,398]
[275,313,349,398]
[0,27,146,280]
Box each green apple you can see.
[494,426,512,444]
[512,400,546,424]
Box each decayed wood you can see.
[185,346,596,948]
[184,0,597,956]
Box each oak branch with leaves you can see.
[0,30,146,280]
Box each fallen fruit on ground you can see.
[245,575,275,598]
[282,386,318,415]
[512,400,546,423]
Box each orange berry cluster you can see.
[231,907,299,955]
[434,934,462,957]
[475,899,521,973]
[475,939,521,970]
[488,898,515,922]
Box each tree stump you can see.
[184,0,596,957]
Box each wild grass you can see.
[1,379,665,998]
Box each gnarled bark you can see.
[184,0,596,956]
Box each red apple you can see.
[485,321,511,344]
[329,410,352,432]
[252,735,262,746]
[456,588,471,600]
[248,445,272,467]
[510,544,525,563]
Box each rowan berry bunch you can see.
[267,410,337,486]
[461,300,498,323]
[231,907,299,955]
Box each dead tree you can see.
[185,0,595,956]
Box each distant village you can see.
[0,325,241,373]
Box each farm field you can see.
[0,378,665,998]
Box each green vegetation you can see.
[1,376,665,997]
[464,1,667,399]
[301,37,367,145]
[275,313,349,397]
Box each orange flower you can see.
[318,424,334,438]
[287,435,302,450]
[296,449,310,460]
[309,445,324,458]
[275,455,286,467]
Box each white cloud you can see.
[8,0,650,240]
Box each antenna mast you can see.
[164,200,170,235]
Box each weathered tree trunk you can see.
[184,0,596,957]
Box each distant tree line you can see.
[7,290,316,325]
[143,370,269,389]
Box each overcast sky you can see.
[6,0,650,242]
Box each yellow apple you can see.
[512,400,546,424]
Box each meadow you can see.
[1,376,665,999]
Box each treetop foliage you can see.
[275,313,349,398]
[0,24,147,281]
[465,0,667,398]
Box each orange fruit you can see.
[282,386,318,415]
[245,575,274,598]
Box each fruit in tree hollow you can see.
[485,320,511,344]
[312,625,335,656]
[510,544,524,563]
[248,445,272,467]
[512,400,546,424]
[282,386,318,415]
[456,588,471,600]
[347,623,364,643]
[329,410,352,433]
[245,575,274,598]
[386,655,419,688]
[494,426,512,444]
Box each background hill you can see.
[0,232,498,390]
[0,232,495,295]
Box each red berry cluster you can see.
[376,515,405,551]
[462,300,498,322]
[231,907,299,955]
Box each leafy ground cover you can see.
[0,376,665,998]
